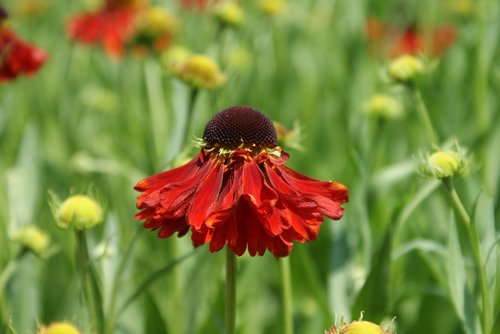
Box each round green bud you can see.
[11,225,49,257]
[56,195,103,230]
[388,55,425,83]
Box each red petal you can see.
[187,159,224,229]
[276,165,348,220]
[241,158,278,216]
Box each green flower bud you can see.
[213,2,244,28]
[173,54,227,89]
[257,0,286,17]
[419,144,469,179]
[38,322,81,334]
[388,55,425,83]
[11,225,49,257]
[363,94,404,119]
[326,320,392,334]
[56,195,103,230]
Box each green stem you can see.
[182,88,199,146]
[225,249,236,334]
[411,88,439,145]
[116,249,197,317]
[104,227,141,334]
[76,231,103,334]
[442,178,492,333]
[0,249,28,326]
[280,257,293,334]
[473,0,490,134]
[144,59,168,170]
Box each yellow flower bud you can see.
[326,320,391,334]
[213,2,244,27]
[363,94,404,119]
[38,322,81,334]
[388,55,425,83]
[174,54,227,89]
[419,144,469,179]
[135,6,178,38]
[11,225,49,257]
[161,45,191,72]
[257,0,286,17]
[56,195,103,230]
[342,321,387,334]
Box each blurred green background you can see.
[1,0,499,333]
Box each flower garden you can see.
[1,1,499,333]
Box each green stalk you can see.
[442,178,492,333]
[0,249,28,326]
[182,88,199,145]
[225,249,237,334]
[116,250,197,317]
[104,228,141,334]
[144,59,168,170]
[75,231,103,334]
[473,0,490,134]
[410,88,439,145]
[280,257,293,334]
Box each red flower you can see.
[67,0,141,57]
[365,18,457,58]
[179,0,219,12]
[135,106,348,257]
[0,28,48,82]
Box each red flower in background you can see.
[135,106,348,257]
[0,8,48,82]
[67,0,144,57]
[365,18,457,58]
[179,0,219,12]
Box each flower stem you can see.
[441,178,492,333]
[0,249,28,326]
[280,257,293,334]
[225,249,237,334]
[182,87,199,145]
[75,231,103,334]
[473,0,490,134]
[116,249,197,317]
[104,227,141,334]
[410,88,439,145]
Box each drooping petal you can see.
[0,29,47,81]
[240,157,278,217]
[276,165,348,220]
[187,159,224,229]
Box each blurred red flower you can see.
[0,28,48,82]
[365,18,457,58]
[67,0,140,57]
[179,0,219,12]
[135,106,348,257]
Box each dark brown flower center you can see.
[203,106,277,148]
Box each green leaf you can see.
[352,226,392,322]
[447,211,479,334]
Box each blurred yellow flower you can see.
[257,0,286,17]
[11,225,49,257]
[363,94,403,119]
[161,44,191,72]
[135,6,178,38]
[388,55,425,83]
[173,54,227,89]
[213,2,244,27]
[56,195,103,231]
